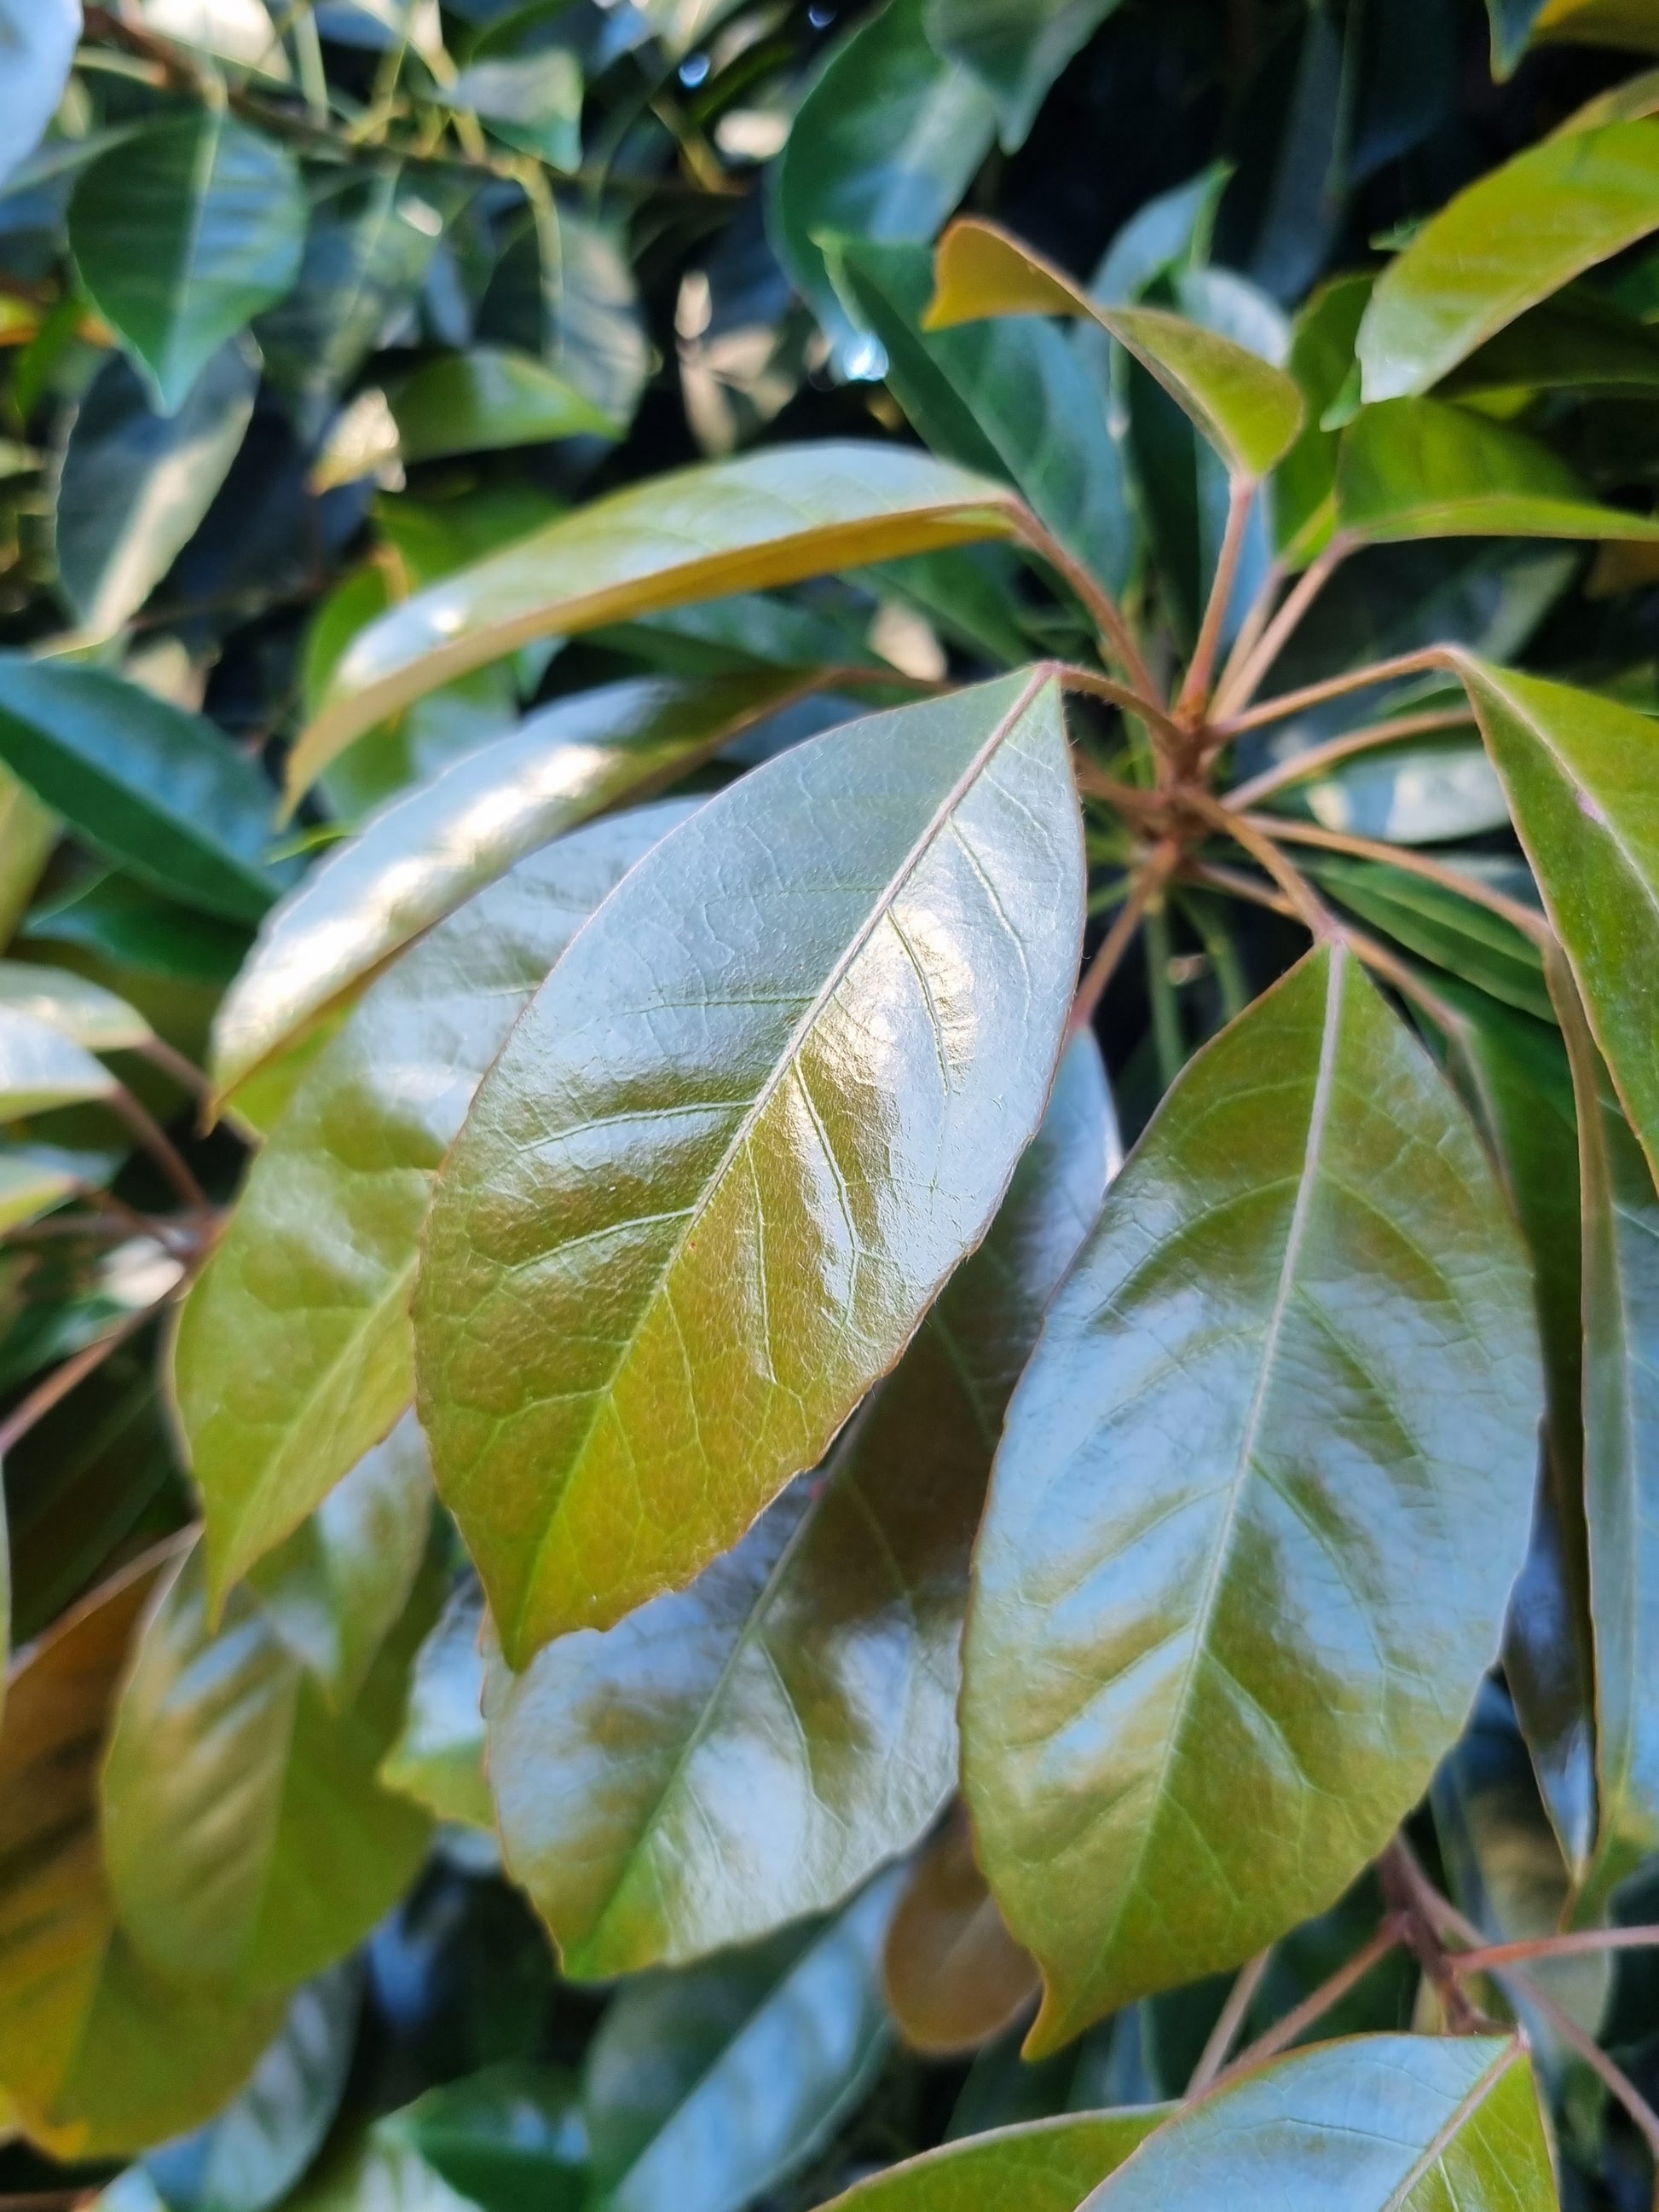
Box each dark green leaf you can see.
[390,348,621,463]
[816,2109,1162,2212]
[1299,852,1552,1021]
[1441,287,1659,400]
[414,673,1084,1662]
[437,55,583,170]
[922,0,1123,152]
[69,113,307,414]
[381,2063,587,2212]
[963,944,1542,2049]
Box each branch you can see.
[1224,708,1477,811]
[1448,1926,1659,1975]
[1180,790,1334,939]
[1239,813,1553,946]
[1015,516,1163,708]
[1178,476,1257,720]
[1069,840,1181,1034]
[108,1086,210,1211]
[1060,665,1188,752]
[1188,1948,1275,2094]
[1209,1920,1405,2090]
[1213,648,1456,739]
[1210,534,1355,723]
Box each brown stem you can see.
[1450,1927,1659,1974]
[1072,759,1165,821]
[1188,1948,1275,2094]
[1212,557,1287,713]
[1069,841,1181,1035]
[1240,813,1553,946]
[0,1305,153,1459]
[1015,516,1164,707]
[1179,477,1257,721]
[1060,665,1188,750]
[108,1087,210,1212]
[1210,1921,1406,2089]
[1224,709,1476,811]
[1211,535,1356,723]
[1182,791,1335,939]
[136,1033,211,1101]
[1215,647,1455,739]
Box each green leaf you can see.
[0,1542,286,2160]
[100,1538,436,1998]
[0,1005,116,1118]
[55,343,257,638]
[288,445,1016,801]
[177,802,692,1603]
[483,1034,1113,1972]
[390,349,621,465]
[436,55,584,170]
[0,1150,78,1233]
[1272,273,1372,563]
[827,237,1133,592]
[380,2064,587,2212]
[23,871,251,988]
[1453,655,1659,1186]
[284,2131,484,2212]
[882,1812,1039,2056]
[1356,119,1659,401]
[768,0,997,356]
[414,672,1084,1663]
[1335,396,1659,544]
[69,113,307,415]
[246,1410,433,1711]
[0,763,57,944]
[1440,287,1659,401]
[379,1578,491,1831]
[926,221,1304,479]
[0,0,80,190]
[963,944,1542,2050]
[922,0,1123,151]
[0,659,292,926]
[1080,2035,1553,2212]
[1259,737,1507,846]
[816,2109,1162,2212]
[1299,852,1552,1022]
[0,962,151,1053]
[582,1883,898,2212]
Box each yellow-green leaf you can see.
[816,2109,1164,2212]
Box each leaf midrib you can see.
[1379,2045,1516,2212]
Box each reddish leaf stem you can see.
[1224,708,1477,811]
[1069,841,1181,1035]
[1179,476,1257,721]
[1188,1947,1275,2093]
[1241,813,1554,945]
[1211,534,1356,722]
[1017,516,1164,707]
[1208,1922,1406,2090]
[1214,648,1456,738]
[109,1086,210,1212]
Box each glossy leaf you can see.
[1300,852,1552,1022]
[381,2063,587,2212]
[964,944,1542,2050]
[1265,739,1506,846]
[0,1542,285,2158]
[390,349,621,464]
[284,2130,481,2212]
[1357,119,1659,401]
[246,1410,433,1710]
[1336,396,1659,544]
[289,446,1016,798]
[0,962,151,1052]
[69,113,306,414]
[926,220,1304,478]
[0,658,291,925]
[1273,273,1372,563]
[767,0,997,355]
[55,342,257,638]
[818,2110,1162,2212]
[379,1578,491,1831]
[483,1035,1112,1971]
[0,0,81,191]
[216,671,797,1106]
[828,237,1132,592]
[0,1005,115,1118]
[415,672,1084,1662]
[100,1538,436,1997]
[883,1812,1038,2055]
[922,0,1122,151]
[583,1880,898,2212]
[1080,2034,1553,2212]
[178,803,692,1603]
[1454,654,1659,1185]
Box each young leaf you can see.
[213,673,802,1106]
[100,1539,437,1998]
[767,0,997,354]
[414,673,1084,1664]
[55,343,258,638]
[1453,655,1659,1186]
[483,1036,1113,1974]
[177,803,693,1604]
[1336,396,1659,544]
[883,1812,1039,2056]
[0,1540,285,2160]
[1357,119,1659,401]
[389,349,621,464]
[289,445,1017,799]
[1080,2034,1553,2212]
[922,0,1124,152]
[815,2109,1164,2212]
[963,944,1542,2051]
[583,1882,898,2212]
[926,220,1304,479]
[0,658,292,925]
[379,1578,491,1831]
[68,113,306,414]
[0,0,80,190]
[0,1006,116,1118]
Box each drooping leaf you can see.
[827,237,1133,593]
[415,672,1084,1664]
[1335,396,1659,544]
[178,803,693,1603]
[0,658,292,925]
[1453,654,1659,1187]
[767,0,997,356]
[389,349,621,464]
[0,962,151,1052]
[100,1538,436,1997]
[927,220,1303,480]
[379,1577,491,1831]
[1356,119,1659,401]
[68,113,307,414]
[0,1540,286,2159]
[882,1811,1038,2056]
[963,944,1542,2051]
[379,2063,587,2212]
[55,342,257,638]
[246,1409,433,1711]
[483,1034,1112,1971]
[816,2109,1163,2212]
[1080,2034,1553,2212]
[0,1005,116,1118]
[922,0,1123,152]
[288,446,1016,799]
[582,1880,899,2212]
